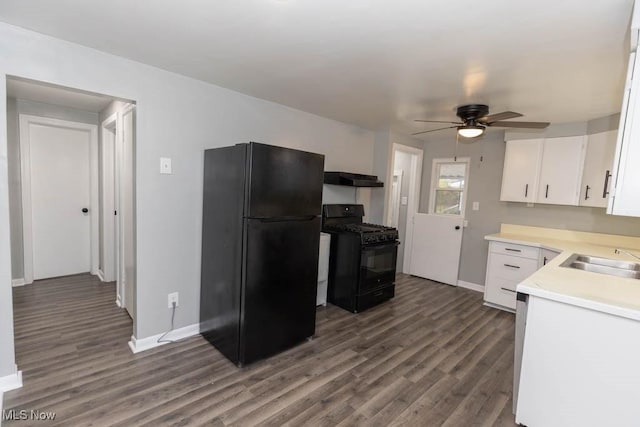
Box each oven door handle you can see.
[362,241,400,250]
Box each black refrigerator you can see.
[200,142,325,367]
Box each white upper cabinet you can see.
[500,139,543,203]
[580,131,617,208]
[608,50,640,217]
[607,4,640,217]
[535,136,586,206]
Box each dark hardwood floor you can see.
[3,273,518,426]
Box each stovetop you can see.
[323,222,398,245]
[322,204,398,245]
[326,222,396,234]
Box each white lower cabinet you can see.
[317,233,330,306]
[517,296,640,426]
[484,241,540,311]
[539,248,560,267]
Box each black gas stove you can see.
[321,204,398,313]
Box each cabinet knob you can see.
[455,225,461,230]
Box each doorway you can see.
[409,157,470,286]
[385,143,423,273]
[7,77,137,318]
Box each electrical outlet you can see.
[168,292,179,308]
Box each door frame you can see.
[385,143,423,274]
[118,103,136,315]
[100,113,117,284]
[19,114,99,284]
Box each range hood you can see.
[324,172,384,187]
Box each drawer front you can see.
[484,277,517,310]
[356,284,395,312]
[489,253,539,282]
[490,241,539,260]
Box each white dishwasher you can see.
[317,233,331,306]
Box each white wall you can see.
[0,22,377,376]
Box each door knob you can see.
[82,208,89,213]
[455,225,461,230]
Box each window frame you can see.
[428,157,470,217]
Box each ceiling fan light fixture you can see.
[457,125,485,138]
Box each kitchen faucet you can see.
[614,248,640,261]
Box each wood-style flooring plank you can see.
[3,273,518,426]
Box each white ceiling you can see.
[0,0,634,137]
[7,78,114,113]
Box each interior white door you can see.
[409,213,464,285]
[30,123,91,280]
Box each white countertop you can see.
[485,225,640,321]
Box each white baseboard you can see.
[11,278,25,287]
[483,301,516,314]
[128,323,200,354]
[96,269,105,282]
[457,280,484,293]
[0,369,23,392]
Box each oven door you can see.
[359,241,399,293]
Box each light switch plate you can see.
[160,157,172,174]
[401,196,408,205]
[472,201,479,211]
[463,220,469,227]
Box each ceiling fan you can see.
[413,104,550,138]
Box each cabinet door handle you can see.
[543,256,548,265]
[504,264,521,269]
[545,184,549,198]
[585,185,590,200]
[603,170,611,198]
[505,248,521,253]
[524,183,528,198]
[501,287,516,293]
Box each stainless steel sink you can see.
[560,254,640,280]
[574,255,640,271]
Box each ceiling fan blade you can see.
[411,126,458,136]
[480,111,523,123]
[488,120,550,129]
[414,119,462,125]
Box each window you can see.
[429,158,470,216]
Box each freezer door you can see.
[240,217,321,364]
[247,143,324,218]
